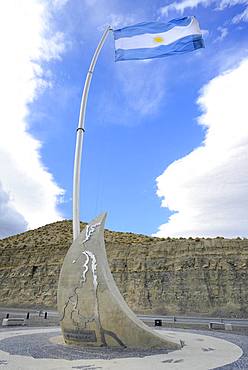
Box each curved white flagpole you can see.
[73,26,112,240]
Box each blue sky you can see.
[0,0,248,238]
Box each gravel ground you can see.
[0,329,170,360]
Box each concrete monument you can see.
[57,213,181,349]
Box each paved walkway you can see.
[0,327,243,369]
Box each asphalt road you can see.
[1,307,248,328]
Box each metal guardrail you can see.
[137,315,248,327]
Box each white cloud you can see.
[215,26,228,41]
[160,0,248,24]
[219,0,247,9]
[160,0,212,16]
[154,57,248,238]
[232,6,248,22]
[82,0,137,30]
[95,60,168,127]
[0,0,66,237]
[116,63,167,117]
[219,0,248,23]
[52,0,69,8]
[99,14,136,31]
[0,182,27,238]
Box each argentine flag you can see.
[114,16,204,62]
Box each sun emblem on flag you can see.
[153,36,164,43]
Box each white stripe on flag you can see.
[115,18,201,50]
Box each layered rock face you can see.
[0,221,248,317]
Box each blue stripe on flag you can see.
[114,17,192,40]
[115,34,204,62]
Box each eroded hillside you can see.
[1,221,248,317]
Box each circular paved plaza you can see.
[0,326,245,369]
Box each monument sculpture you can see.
[57,213,181,349]
[57,17,204,350]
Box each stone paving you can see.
[160,328,248,369]
[0,326,244,369]
[195,330,248,370]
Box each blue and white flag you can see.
[114,16,204,62]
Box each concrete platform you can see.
[0,327,242,369]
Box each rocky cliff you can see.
[1,221,248,317]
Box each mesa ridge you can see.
[1,220,248,317]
